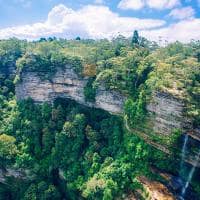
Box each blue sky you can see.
[0,0,200,42]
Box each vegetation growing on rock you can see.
[0,34,200,199]
[84,77,96,102]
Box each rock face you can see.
[138,176,176,200]
[0,168,27,184]
[15,65,200,167]
[16,65,126,114]
[147,92,191,135]
[147,92,200,142]
[147,92,200,167]
[16,65,197,136]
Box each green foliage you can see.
[124,90,146,127]
[76,36,81,41]
[0,37,200,199]
[16,46,83,79]
[84,77,96,102]
[0,134,18,167]
[132,30,139,47]
[0,38,25,73]
[0,95,152,199]
[22,182,61,200]
[82,134,148,200]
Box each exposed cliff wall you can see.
[16,65,198,137]
[147,92,200,143]
[0,168,28,184]
[146,92,200,167]
[16,65,126,114]
[147,92,192,135]
[16,65,200,167]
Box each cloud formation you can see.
[0,4,165,40]
[168,6,195,20]
[142,18,200,42]
[147,0,180,9]
[94,0,104,4]
[118,0,180,10]
[118,0,144,10]
[0,4,199,43]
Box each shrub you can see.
[84,77,96,102]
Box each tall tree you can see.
[132,30,139,47]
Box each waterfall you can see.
[180,134,188,177]
[179,134,200,199]
[181,150,200,197]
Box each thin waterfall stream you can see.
[179,134,200,199]
[180,134,188,177]
[181,151,200,197]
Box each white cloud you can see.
[147,0,180,9]
[168,6,195,20]
[0,4,199,43]
[118,0,180,10]
[142,18,200,43]
[118,0,144,10]
[94,0,104,4]
[0,4,165,40]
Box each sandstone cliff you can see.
[15,65,200,167]
[16,65,197,137]
[16,65,125,114]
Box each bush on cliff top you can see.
[16,42,83,79]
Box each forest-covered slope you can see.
[0,36,200,200]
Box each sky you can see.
[0,0,200,42]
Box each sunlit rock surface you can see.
[16,65,200,168]
[16,65,126,114]
[16,65,198,138]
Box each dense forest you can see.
[0,33,200,199]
